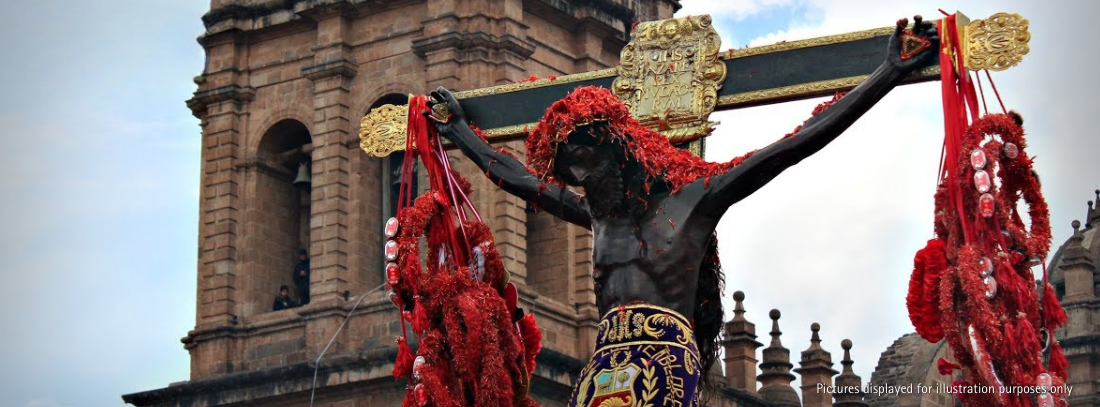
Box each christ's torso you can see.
[589,183,715,318]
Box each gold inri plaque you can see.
[612,14,727,145]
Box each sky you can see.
[682,0,1100,397]
[0,1,1095,407]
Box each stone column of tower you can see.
[1061,220,1096,302]
[794,323,839,407]
[301,4,358,306]
[722,291,763,394]
[758,309,802,407]
[833,339,869,407]
[184,21,255,378]
[1055,215,1098,407]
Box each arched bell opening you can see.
[251,119,312,314]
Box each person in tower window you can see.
[293,249,310,305]
[273,285,297,311]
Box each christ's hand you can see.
[418,85,593,228]
[886,15,940,76]
[425,87,468,138]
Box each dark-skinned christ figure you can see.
[427,16,938,407]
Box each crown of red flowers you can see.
[523,86,747,194]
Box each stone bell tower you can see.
[1047,191,1100,407]
[123,1,680,406]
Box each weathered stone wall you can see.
[866,333,953,407]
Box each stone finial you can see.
[795,323,837,407]
[758,309,800,407]
[768,309,784,347]
[834,339,869,407]
[732,290,747,322]
[1089,191,1100,228]
[1088,202,1095,228]
[722,290,761,393]
[808,323,822,350]
[840,340,854,374]
[800,323,830,358]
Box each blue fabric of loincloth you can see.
[568,304,700,407]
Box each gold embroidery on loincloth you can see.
[637,364,658,407]
[643,313,693,346]
[601,309,649,342]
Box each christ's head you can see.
[551,124,637,218]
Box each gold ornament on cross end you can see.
[964,12,1030,71]
[359,102,410,158]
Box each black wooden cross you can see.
[358,12,1028,156]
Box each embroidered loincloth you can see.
[569,304,700,407]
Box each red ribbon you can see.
[938,15,982,245]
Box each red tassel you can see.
[1043,283,1068,327]
[1002,318,1020,360]
[937,358,963,376]
[394,337,414,378]
[1015,317,1040,362]
[908,239,947,342]
[412,299,429,334]
[518,313,543,374]
[1049,341,1069,380]
[937,357,960,375]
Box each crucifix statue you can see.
[360,10,1031,407]
[427,16,935,407]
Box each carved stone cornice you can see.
[532,0,635,28]
[589,0,638,22]
[295,0,358,21]
[186,85,256,118]
[121,351,396,407]
[201,1,289,29]
[302,58,359,81]
[411,31,536,60]
[125,340,585,407]
[530,0,638,33]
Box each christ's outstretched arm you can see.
[427,87,592,229]
[698,16,938,213]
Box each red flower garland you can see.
[904,16,1067,406]
[906,112,1066,406]
[524,86,842,193]
[388,96,542,407]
